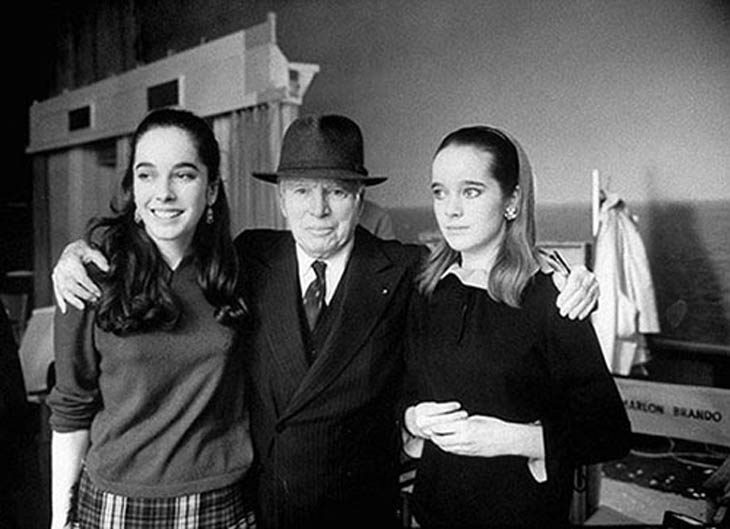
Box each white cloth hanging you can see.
[592,192,660,374]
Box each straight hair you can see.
[417,126,539,307]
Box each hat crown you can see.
[251,114,386,186]
[278,115,368,175]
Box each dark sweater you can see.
[404,272,631,527]
[47,258,253,497]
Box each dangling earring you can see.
[206,205,214,224]
[134,209,142,224]
[504,186,520,221]
[504,206,518,221]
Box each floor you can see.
[595,477,707,525]
[593,434,727,526]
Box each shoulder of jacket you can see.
[376,237,426,264]
[235,229,289,255]
[354,226,425,266]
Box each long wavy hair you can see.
[87,107,246,334]
[417,125,540,307]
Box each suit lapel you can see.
[255,234,309,391]
[281,228,405,419]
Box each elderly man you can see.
[53,114,598,528]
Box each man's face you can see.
[278,177,363,259]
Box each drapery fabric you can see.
[592,192,660,374]
[214,104,288,235]
[32,143,121,307]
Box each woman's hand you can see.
[429,414,544,459]
[52,240,109,312]
[404,401,468,439]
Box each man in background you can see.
[360,198,396,240]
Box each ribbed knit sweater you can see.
[47,258,253,498]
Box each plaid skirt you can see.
[72,469,256,529]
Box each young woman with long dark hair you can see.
[48,108,252,529]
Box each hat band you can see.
[277,163,368,176]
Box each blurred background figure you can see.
[359,198,396,240]
[0,296,37,529]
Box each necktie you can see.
[303,260,327,330]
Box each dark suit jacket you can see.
[236,227,424,528]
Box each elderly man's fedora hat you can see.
[252,114,386,186]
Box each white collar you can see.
[441,263,491,291]
[295,239,354,304]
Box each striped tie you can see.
[303,260,327,330]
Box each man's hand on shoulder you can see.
[551,264,599,321]
[52,240,109,313]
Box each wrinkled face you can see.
[133,127,217,259]
[431,145,515,264]
[278,178,363,259]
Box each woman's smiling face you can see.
[133,126,215,259]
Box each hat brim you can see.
[252,168,386,186]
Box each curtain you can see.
[214,103,296,236]
[31,140,125,308]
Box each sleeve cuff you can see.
[528,458,547,482]
[401,427,424,459]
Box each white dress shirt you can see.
[295,240,354,306]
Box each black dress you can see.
[404,272,631,527]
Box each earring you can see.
[206,205,214,224]
[504,206,518,221]
[134,209,142,224]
